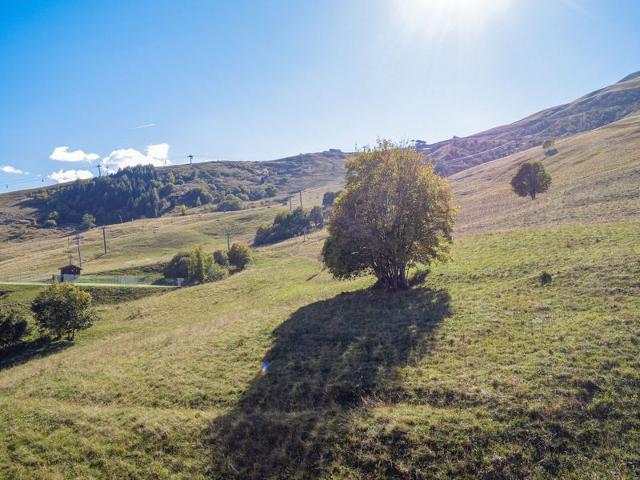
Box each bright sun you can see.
[393,0,511,38]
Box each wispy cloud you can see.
[102,143,171,172]
[49,146,100,162]
[133,123,157,130]
[48,169,94,183]
[1,165,27,175]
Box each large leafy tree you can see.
[322,141,455,290]
[511,161,552,199]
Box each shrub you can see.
[322,191,341,207]
[81,213,96,230]
[164,247,230,284]
[189,246,212,283]
[0,308,28,348]
[31,283,96,341]
[163,252,191,279]
[213,249,229,266]
[253,207,312,246]
[207,262,229,282]
[228,243,252,270]
[310,206,324,228]
[540,272,553,285]
[218,194,244,212]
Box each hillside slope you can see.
[1,221,638,479]
[0,150,347,238]
[451,112,640,235]
[421,72,640,175]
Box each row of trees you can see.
[163,244,252,284]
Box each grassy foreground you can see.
[1,220,638,478]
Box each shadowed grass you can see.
[206,288,451,479]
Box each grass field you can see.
[0,183,338,281]
[1,113,639,478]
[1,220,638,479]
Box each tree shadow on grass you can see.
[206,287,451,479]
[0,337,72,371]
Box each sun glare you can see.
[393,0,512,39]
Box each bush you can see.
[31,283,96,341]
[218,194,244,212]
[189,246,212,283]
[253,208,312,246]
[81,213,96,230]
[540,272,553,286]
[0,308,28,348]
[207,262,229,282]
[213,249,229,266]
[163,252,191,279]
[322,191,341,207]
[310,206,324,228]
[164,247,230,284]
[228,243,252,270]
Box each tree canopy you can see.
[322,141,455,290]
[31,283,96,341]
[511,161,552,199]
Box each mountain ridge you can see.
[420,70,640,175]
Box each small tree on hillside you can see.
[31,283,96,341]
[189,246,212,283]
[213,249,229,267]
[81,213,96,230]
[511,161,552,200]
[322,140,455,290]
[310,206,324,228]
[542,139,557,156]
[228,243,251,270]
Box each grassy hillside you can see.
[1,221,638,478]
[0,150,347,240]
[421,71,640,175]
[451,113,640,235]
[0,185,335,281]
[1,98,639,478]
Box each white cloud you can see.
[48,169,94,183]
[133,123,156,129]
[49,146,100,162]
[102,143,171,172]
[1,165,26,174]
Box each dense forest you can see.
[31,165,281,226]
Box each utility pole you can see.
[75,235,82,268]
[226,230,231,251]
[299,191,303,209]
[102,226,108,255]
[303,227,307,242]
[188,154,194,165]
[97,164,102,177]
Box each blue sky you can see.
[1,0,639,190]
